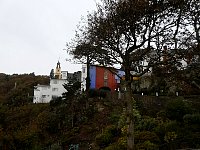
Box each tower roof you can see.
[56,61,61,68]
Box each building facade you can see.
[34,61,82,103]
[33,62,69,103]
[81,64,123,91]
[33,79,68,103]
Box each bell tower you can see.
[54,61,61,79]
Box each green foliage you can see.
[96,133,112,148]
[109,112,120,125]
[156,110,167,120]
[183,114,200,134]
[164,131,177,143]
[0,95,200,149]
[0,104,49,149]
[118,108,141,129]
[37,110,60,134]
[63,81,81,99]
[135,131,160,150]
[0,72,199,149]
[95,125,118,148]
[183,113,200,124]
[104,141,126,150]
[50,69,54,79]
[164,120,179,132]
[136,140,159,150]
[0,73,49,105]
[50,96,63,107]
[137,117,157,131]
[135,131,160,144]
[166,97,192,121]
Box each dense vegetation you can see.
[0,73,49,106]
[67,0,199,149]
[0,76,199,149]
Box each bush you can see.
[164,120,179,132]
[183,114,200,124]
[88,89,99,98]
[95,125,118,148]
[95,133,113,148]
[104,142,126,150]
[135,131,159,150]
[136,140,159,150]
[166,98,192,121]
[135,131,160,144]
[137,117,157,131]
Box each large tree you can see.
[67,20,103,92]
[69,0,199,149]
[85,0,182,149]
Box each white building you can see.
[81,64,87,91]
[33,61,68,103]
[34,85,51,103]
[33,79,68,103]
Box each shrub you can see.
[104,142,126,150]
[135,131,160,144]
[183,114,200,124]
[95,125,118,148]
[136,140,159,150]
[95,132,113,148]
[166,98,192,121]
[88,89,99,98]
[137,117,157,131]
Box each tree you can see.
[71,43,98,91]
[62,81,82,128]
[67,21,102,92]
[70,0,199,149]
[50,69,54,79]
[166,97,192,121]
[82,0,181,149]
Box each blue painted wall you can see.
[90,65,96,89]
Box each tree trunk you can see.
[86,57,91,92]
[126,82,134,150]
[85,57,91,110]
[124,63,135,150]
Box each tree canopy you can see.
[68,0,199,149]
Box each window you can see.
[104,69,108,79]
[62,73,67,79]
[52,88,58,92]
[104,79,108,86]
[42,95,46,98]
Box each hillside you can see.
[0,86,199,149]
[0,73,49,105]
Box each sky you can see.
[0,0,98,75]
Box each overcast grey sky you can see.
[0,0,98,75]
